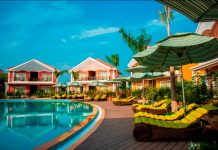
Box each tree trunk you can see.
[170,67,177,112]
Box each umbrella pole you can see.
[152,71,154,104]
[179,58,186,115]
[142,79,145,104]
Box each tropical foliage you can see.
[54,69,68,80]
[119,28,151,54]
[159,6,174,36]
[72,71,79,81]
[105,54,119,68]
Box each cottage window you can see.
[42,74,52,81]
[14,73,26,81]
[160,80,171,88]
[98,72,107,80]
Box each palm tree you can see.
[119,28,151,54]
[71,71,79,81]
[105,54,119,69]
[159,6,174,36]
[159,6,177,112]
[54,69,68,82]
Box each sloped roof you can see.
[95,58,116,69]
[7,59,56,72]
[70,57,118,72]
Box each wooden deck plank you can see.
[76,101,188,150]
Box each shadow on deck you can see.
[76,101,188,150]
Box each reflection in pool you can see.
[0,100,93,150]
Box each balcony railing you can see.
[77,76,108,81]
[13,77,52,82]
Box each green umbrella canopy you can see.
[126,65,170,72]
[88,81,107,87]
[134,33,218,67]
[53,83,67,88]
[130,72,164,81]
[103,80,122,84]
[113,76,130,82]
[67,82,83,87]
[157,0,218,22]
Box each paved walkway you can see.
[77,101,188,150]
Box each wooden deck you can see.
[76,101,188,150]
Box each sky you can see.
[0,1,198,82]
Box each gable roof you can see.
[7,59,56,72]
[128,58,138,68]
[95,58,116,69]
[70,57,117,72]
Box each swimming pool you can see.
[0,99,94,150]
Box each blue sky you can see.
[0,1,198,82]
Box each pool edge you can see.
[34,102,105,150]
[66,103,105,149]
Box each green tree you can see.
[159,6,174,36]
[72,71,79,81]
[159,6,177,112]
[119,28,151,54]
[105,54,119,69]
[54,69,68,81]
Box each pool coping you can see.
[34,101,105,150]
[66,102,105,149]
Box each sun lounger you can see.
[134,103,199,121]
[134,99,171,114]
[112,96,137,105]
[133,106,218,142]
[132,99,167,112]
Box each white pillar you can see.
[112,84,115,92]
[107,70,110,80]
[113,70,115,79]
[126,81,129,88]
[52,72,54,82]
[67,87,69,94]
[12,71,14,82]
[5,83,8,94]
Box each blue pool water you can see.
[0,99,93,150]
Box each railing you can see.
[77,76,109,81]
[13,77,52,82]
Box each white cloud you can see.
[71,27,119,40]
[61,38,67,44]
[146,19,164,28]
[99,41,108,45]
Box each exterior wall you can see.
[182,64,198,81]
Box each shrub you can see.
[132,89,142,99]
[156,87,171,100]
[176,80,212,104]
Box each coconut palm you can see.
[159,6,174,36]
[105,54,119,69]
[54,69,68,82]
[71,71,79,81]
[119,28,151,54]
[159,6,177,112]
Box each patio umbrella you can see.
[53,83,67,93]
[88,81,107,87]
[103,80,122,84]
[67,82,83,87]
[53,83,67,88]
[67,82,83,93]
[128,71,165,103]
[157,0,218,22]
[134,32,218,113]
[113,76,130,82]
